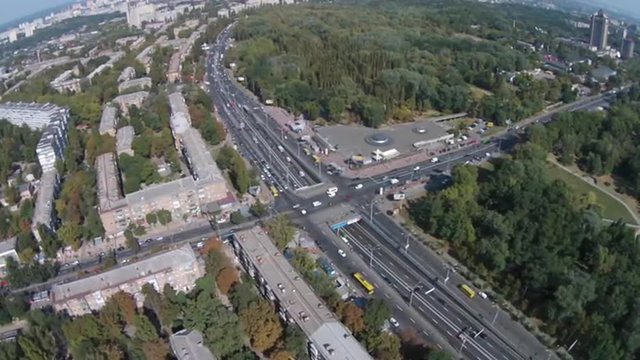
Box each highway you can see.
[201,22,616,360]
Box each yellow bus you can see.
[353,272,375,295]
[459,284,476,298]
[270,186,279,197]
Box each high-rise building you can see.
[622,36,635,60]
[590,10,609,50]
[126,1,156,28]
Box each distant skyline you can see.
[0,0,75,27]
[580,0,640,19]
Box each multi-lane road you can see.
[203,22,615,360]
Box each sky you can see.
[0,0,74,27]
[0,0,638,26]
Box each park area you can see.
[544,161,638,225]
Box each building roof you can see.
[32,170,58,228]
[0,237,17,257]
[117,66,136,83]
[181,128,223,182]
[98,106,118,135]
[118,77,152,93]
[116,126,135,154]
[96,153,123,210]
[113,91,149,108]
[234,228,373,360]
[170,329,217,360]
[168,92,191,135]
[51,245,198,302]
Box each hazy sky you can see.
[0,0,639,26]
[1,0,73,26]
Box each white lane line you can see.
[418,306,425,312]
[437,344,443,350]
[409,318,416,324]
[486,342,494,349]
[431,318,439,325]
[404,274,411,279]
[422,330,429,336]
[446,331,453,337]
[396,304,402,310]
[393,284,398,289]
[384,293,390,298]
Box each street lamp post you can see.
[457,337,467,358]
[369,201,377,223]
[368,245,379,268]
[444,267,451,284]
[404,233,410,252]
[409,282,422,307]
[491,305,499,325]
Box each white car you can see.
[354,183,363,190]
[277,283,286,293]
[389,317,400,328]
[413,166,420,171]
[312,201,322,207]
[338,249,346,257]
[300,209,307,215]
[478,291,488,299]
[196,241,205,248]
[341,236,349,244]
[327,192,336,198]
[292,204,301,209]
[389,178,399,185]
[431,157,439,163]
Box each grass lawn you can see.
[469,85,492,101]
[544,162,637,224]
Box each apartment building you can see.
[32,170,61,241]
[116,126,135,156]
[117,66,136,83]
[50,69,81,93]
[50,245,203,316]
[0,237,19,278]
[0,102,69,130]
[98,105,118,136]
[118,77,152,93]
[170,330,216,360]
[113,91,149,115]
[97,92,231,238]
[229,228,374,360]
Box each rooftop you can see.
[118,77,152,93]
[170,329,216,360]
[233,228,373,360]
[168,92,191,134]
[96,153,123,210]
[116,126,135,154]
[98,105,118,135]
[181,128,223,182]
[316,118,452,159]
[32,170,58,228]
[51,245,198,302]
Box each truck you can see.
[392,193,406,201]
[265,99,274,105]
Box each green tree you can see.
[230,210,244,225]
[364,298,391,331]
[58,223,83,250]
[266,215,295,250]
[250,199,267,218]
[146,212,158,225]
[124,229,140,252]
[156,209,172,225]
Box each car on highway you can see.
[312,201,322,207]
[341,236,349,244]
[277,283,286,293]
[413,166,420,171]
[478,291,488,299]
[354,183,363,190]
[121,259,130,265]
[389,317,400,328]
[292,204,301,209]
[389,178,399,185]
[431,157,439,163]
[338,249,346,257]
[300,209,307,215]
[327,192,336,198]
[299,170,305,177]
[156,237,164,242]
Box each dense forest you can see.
[527,85,640,199]
[410,141,640,359]
[230,1,581,126]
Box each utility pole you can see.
[368,245,379,268]
[404,233,410,252]
[369,201,376,223]
[444,267,451,284]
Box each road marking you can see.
[502,356,509,360]
[393,284,398,289]
[431,318,438,325]
[418,306,425,312]
[404,274,411,279]
[384,293,390,298]
[446,330,453,337]
[454,316,463,323]
[437,344,442,350]
[486,342,494,349]
[396,304,402,310]
[409,318,416,324]
[422,330,429,336]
